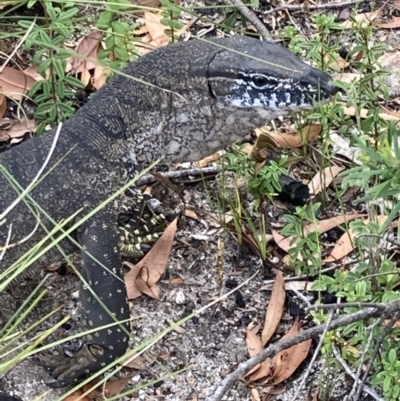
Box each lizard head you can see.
[207,37,338,120]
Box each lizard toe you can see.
[42,343,109,388]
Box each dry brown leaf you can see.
[308,165,344,196]
[125,217,178,299]
[70,30,103,74]
[124,262,142,299]
[184,209,198,220]
[255,124,321,150]
[169,276,185,286]
[0,94,6,118]
[81,67,91,87]
[245,322,272,380]
[298,124,323,144]
[197,152,221,167]
[261,271,285,346]
[322,231,352,263]
[0,67,35,101]
[85,376,132,400]
[62,390,91,401]
[144,11,170,47]
[374,17,400,29]
[122,352,146,370]
[305,214,367,236]
[0,118,36,142]
[134,273,161,299]
[246,273,286,383]
[271,318,312,385]
[274,214,367,264]
[323,215,388,263]
[245,322,263,357]
[272,230,294,254]
[342,105,400,125]
[241,143,254,156]
[23,65,43,81]
[324,54,349,70]
[247,355,272,382]
[92,63,110,90]
[250,388,261,401]
[341,10,381,29]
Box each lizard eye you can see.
[251,74,270,88]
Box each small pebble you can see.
[175,290,186,305]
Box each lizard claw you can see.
[39,344,107,388]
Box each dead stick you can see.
[221,0,272,41]
[206,300,400,401]
[264,0,367,15]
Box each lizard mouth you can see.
[224,75,338,111]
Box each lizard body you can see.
[0,36,337,387]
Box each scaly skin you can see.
[0,36,337,387]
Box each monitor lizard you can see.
[0,36,338,387]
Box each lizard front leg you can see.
[44,210,130,388]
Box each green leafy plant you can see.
[19,1,83,134]
[223,143,288,201]
[159,0,184,40]
[280,203,322,276]
[96,0,140,69]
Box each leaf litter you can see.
[244,272,311,389]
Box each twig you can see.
[134,165,219,187]
[307,302,388,311]
[221,0,272,41]
[206,300,400,401]
[286,282,312,307]
[263,0,367,15]
[332,346,384,401]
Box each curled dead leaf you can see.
[70,30,103,74]
[0,118,36,142]
[84,376,132,400]
[254,124,321,150]
[144,11,170,47]
[0,94,6,118]
[271,318,312,385]
[323,215,388,263]
[122,352,146,370]
[261,271,285,347]
[308,165,344,197]
[125,217,178,299]
[0,67,35,101]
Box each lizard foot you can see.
[39,344,107,388]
